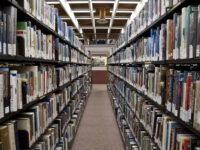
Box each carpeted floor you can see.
[71,84,124,150]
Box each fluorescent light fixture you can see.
[73,10,96,13]
[46,1,60,4]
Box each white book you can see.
[27,24,30,57]
[17,74,22,110]
[6,123,16,150]
[32,0,36,17]
[22,112,36,144]
[180,7,187,59]
[37,0,41,21]
[17,118,31,147]
[10,70,18,112]
[161,0,166,15]
[30,27,34,58]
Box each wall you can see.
[85,45,112,84]
[85,44,113,55]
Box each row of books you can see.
[109,76,200,150]
[16,0,89,51]
[109,92,138,150]
[127,0,182,41]
[0,6,89,60]
[71,65,90,81]
[16,21,56,60]
[16,0,71,43]
[34,75,91,150]
[0,73,91,150]
[109,5,200,63]
[78,52,91,64]
[165,69,200,129]
[0,6,17,56]
[0,65,71,119]
[112,0,186,54]
[109,64,200,132]
[17,0,55,30]
[109,85,157,150]
[0,87,71,150]
[32,104,71,150]
[109,65,166,105]
[67,83,91,143]
[71,74,89,97]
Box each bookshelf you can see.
[2,0,90,59]
[108,0,197,59]
[108,0,200,149]
[0,0,92,149]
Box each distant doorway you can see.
[91,55,107,84]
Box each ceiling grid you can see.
[46,0,140,43]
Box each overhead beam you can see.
[107,0,119,41]
[59,0,81,34]
[89,0,96,40]
[73,9,96,13]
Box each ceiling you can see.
[47,0,140,44]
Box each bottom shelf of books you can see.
[0,73,92,150]
[107,73,200,150]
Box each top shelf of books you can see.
[0,0,91,62]
[109,0,198,61]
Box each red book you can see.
[185,75,191,110]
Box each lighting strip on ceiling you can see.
[89,0,96,39]
[59,0,81,34]
[107,0,120,41]
[46,1,60,4]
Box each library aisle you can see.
[71,84,124,150]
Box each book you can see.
[188,6,198,58]
[2,13,6,55]
[0,11,3,54]
[0,125,9,150]
[166,19,173,60]
[0,71,4,118]
[196,5,200,57]
[16,22,28,57]
[3,6,17,56]
[0,68,10,115]
[10,70,18,112]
